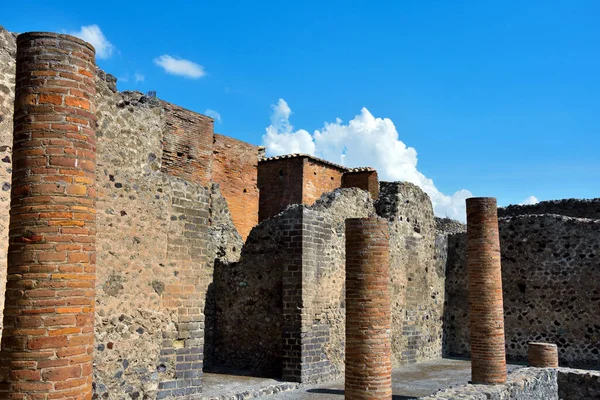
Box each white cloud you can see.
[205,109,222,123]
[154,55,205,79]
[520,195,539,205]
[69,25,114,59]
[262,99,472,221]
[134,72,145,83]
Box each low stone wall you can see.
[498,198,600,219]
[421,368,558,400]
[557,368,600,400]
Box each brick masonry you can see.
[344,218,392,399]
[466,197,507,384]
[341,170,379,200]
[160,101,213,187]
[212,134,259,240]
[528,342,559,368]
[0,32,97,399]
[257,157,304,222]
[301,159,344,206]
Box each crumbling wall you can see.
[0,26,16,338]
[214,183,446,381]
[444,214,600,368]
[376,182,444,366]
[212,134,259,240]
[498,198,600,219]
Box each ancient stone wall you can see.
[557,368,600,400]
[444,214,600,368]
[498,198,600,219]
[257,157,304,222]
[342,169,379,200]
[0,26,16,338]
[212,134,259,240]
[213,183,445,382]
[376,182,445,366]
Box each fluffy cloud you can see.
[69,25,114,59]
[154,55,205,79]
[134,72,145,83]
[521,195,539,205]
[262,99,472,221]
[204,109,222,123]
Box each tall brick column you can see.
[466,197,507,384]
[0,32,97,399]
[345,217,392,399]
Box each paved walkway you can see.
[202,358,523,399]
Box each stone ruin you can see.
[0,28,598,399]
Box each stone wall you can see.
[213,183,446,382]
[212,134,259,240]
[444,214,600,368]
[422,368,558,400]
[0,26,16,338]
[498,198,600,219]
[557,367,600,400]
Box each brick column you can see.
[528,342,558,368]
[345,217,392,399]
[0,32,97,399]
[466,197,506,384]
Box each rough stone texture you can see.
[212,134,259,240]
[421,368,558,400]
[466,198,507,384]
[444,214,600,368]
[0,31,97,399]
[345,218,392,399]
[376,182,445,367]
[499,198,600,219]
[435,217,466,235]
[0,26,16,339]
[557,367,600,400]
[528,342,558,368]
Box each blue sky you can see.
[2,1,599,218]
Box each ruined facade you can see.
[0,27,598,399]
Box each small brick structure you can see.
[342,168,379,199]
[528,342,559,368]
[345,217,392,399]
[466,197,507,384]
[0,32,97,399]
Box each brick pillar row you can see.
[0,32,97,399]
[466,197,507,384]
[344,217,392,399]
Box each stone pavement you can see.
[202,358,523,399]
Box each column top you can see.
[17,31,96,53]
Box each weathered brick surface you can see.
[257,157,304,222]
[344,218,392,399]
[0,32,97,399]
[160,101,214,187]
[301,159,344,206]
[466,197,507,384]
[342,170,379,199]
[528,342,558,368]
[212,134,259,240]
